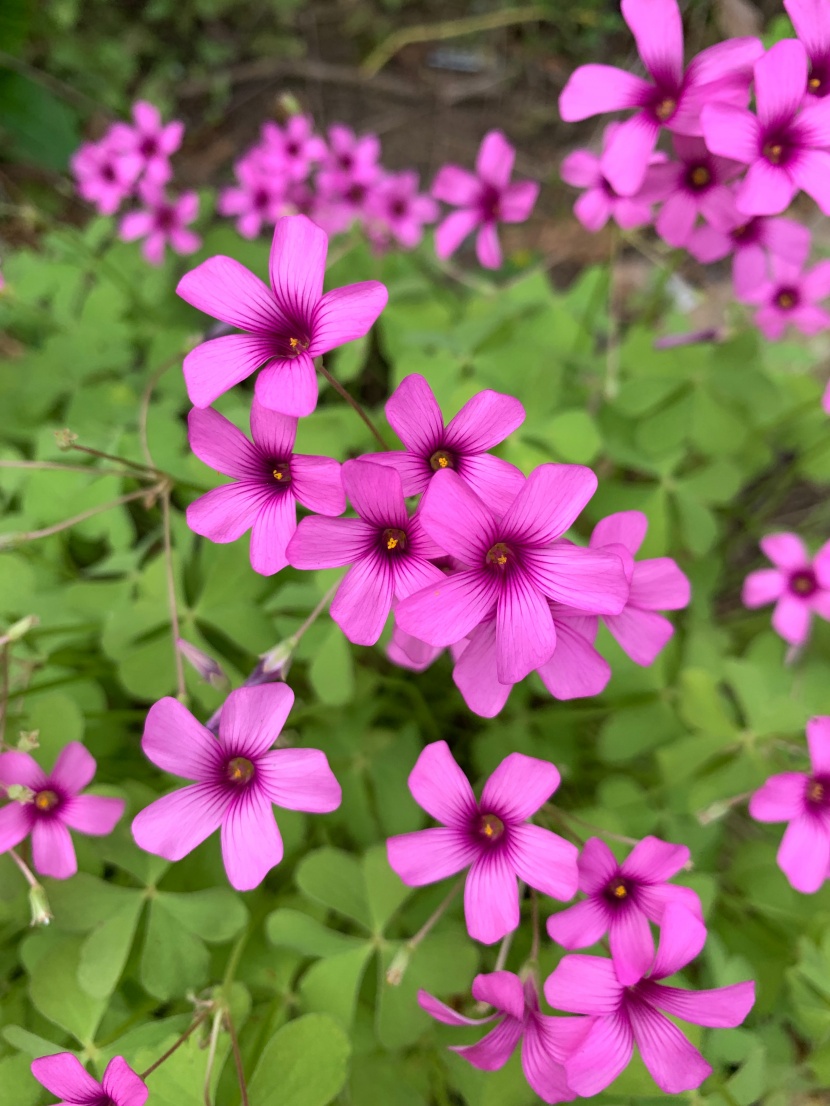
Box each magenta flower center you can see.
[140,136,158,158]
[477,812,505,841]
[776,287,799,311]
[338,152,354,171]
[155,205,177,232]
[761,127,796,166]
[382,527,407,553]
[390,198,408,219]
[731,219,760,245]
[102,164,117,183]
[429,448,454,471]
[603,876,632,905]
[285,334,310,357]
[346,183,367,204]
[809,58,830,96]
[686,163,712,191]
[226,756,255,785]
[480,186,501,223]
[254,188,271,211]
[286,141,300,157]
[807,776,829,806]
[789,568,817,596]
[486,542,512,569]
[34,789,59,813]
[652,95,677,123]
[271,461,292,485]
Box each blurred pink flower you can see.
[546,836,703,985]
[545,906,755,1095]
[432,131,539,269]
[218,153,288,239]
[387,742,578,944]
[316,124,383,233]
[419,972,589,1103]
[176,214,388,413]
[702,39,830,217]
[736,254,830,339]
[71,138,142,215]
[589,511,690,665]
[361,373,525,515]
[119,184,201,266]
[109,100,184,185]
[749,715,830,892]
[186,398,344,576]
[742,532,830,644]
[784,0,830,100]
[32,1054,147,1106]
[132,686,341,891]
[287,460,444,646]
[0,743,124,879]
[559,0,761,195]
[261,115,327,182]
[367,170,438,249]
[396,467,628,685]
[560,124,660,232]
[646,135,742,248]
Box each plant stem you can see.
[0,459,128,477]
[293,581,341,643]
[409,879,462,951]
[1,486,157,546]
[224,1009,250,1106]
[160,487,187,703]
[203,1008,224,1106]
[317,361,390,450]
[8,847,39,890]
[139,1010,210,1079]
[604,229,621,401]
[67,442,161,478]
[529,889,540,964]
[493,928,515,973]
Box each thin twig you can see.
[68,442,161,478]
[493,928,515,973]
[292,581,341,643]
[1,486,157,547]
[224,1009,250,1106]
[361,6,546,77]
[203,1008,224,1106]
[409,879,462,950]
[139,1010,210,1079]
[0,460,128,477]
[317,362,389,450]
[8,847,39,890]
[160,487,187,702]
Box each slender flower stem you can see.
[387,878,463,986]
[203,1008,224,1106]
[293,581,341,643]
[139,1010,210,1079]
[317,361,390,450]
[529,889,540,964]
[557,808,639,847]
[160,487,187,703]
[493,928,515,973]
[0,646,8,745]
[224,1009,250,1106]
[0,459,128,477]
[0,486,157,547]
[67,442,162,478]
[8,847,39,890]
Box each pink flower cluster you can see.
[743,531,830,648]
[71,100,200,265]
[559,0,830,342]
[393,744,754,1099]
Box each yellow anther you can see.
[655,97,676,121]
[34,789,59,812]
[810,76,822,91]
[387,535,399,550]
[289,337,299,349]
[690,166,710,187]
[809,780,825,803]
[479,813,505,840]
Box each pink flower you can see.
[749,715,830,892]
[784,0,830,100]
[387,620,445,673]
[186,398,344,576]
[109,100,184,185]
[546,836,703,986]
[71,138,142,215]
[589,511,690,665]
[316,124,383,233]
[742,532,830,645]
[119,184,201,266]
[736,254,830,340]
[218,154,288,240]
[132,685,341,891]
[687,192,812,298]
[560,124,659,231]
[386,742,578,944]
[451,608,610,719]
[31,1053,147,1106]
[646,135,743,248]
[176,214,388,414]
[286,460,444,646]
[419,972,589,1104]
[0,744,124,879]
[361,374,525,515]
[702,39,830,217]
[261,115,327,182]
[395,466,629,685]
[559,0,762,195]
[545,905,755,1096]
[367,170,439,249]
[432,131,539,269]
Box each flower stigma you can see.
[226,757,255,785]
[486,542,511,568]
[429,449,454,471]
[383,527,407,552]
[478,813,505,841]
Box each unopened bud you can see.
[385,945,412,987]
[697,800,731,826]
[177,638,230,691]
[7,784,34,804]
[17,730,39,752]
[247,638,296,686]
[4,614,38,643]
[277,92,302,118]
[28,883,52,927]
[54,428,78,451]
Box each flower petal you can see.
[221,791,283,891]
[700,104,760,164]
[131,783,229,861]
[601,113,660,196]
[778,813,830,892]
[434,209,481,259]
[629,1003,711,1093]
[791,149,830,215]
[32,818,77,879]
[560,149,601,188]
[609,907,655,986]
[0,750,44,790]
[249,493,296,576]
[577,836,618,893]
[408,740,476,824]
[522,1016,584,1103]
[51,742,97,795]
[808,716,830,774]
[418,988,496,1026]
[287,516,373,569]
[464,852,520,944]
[445,390,525,455]
[651,903,707,980]
[268,214,326,319]
[742,567,786,608]
[254,351,318,417]
[476,131,515,189]
[187,483,265,544]
[291,455,345,516]
[559,65,652,122]
[481,752,561,822]
[500,180,539,223]
[544,954,624,1015]
[604,606,675,666]
[432,166,481,205]
[142,697,223,780]
[495,569,557,684]
[749,772,808,822]
[591,510,647,555]
[331,552,395,646]
[342,458,407,529]
[656,191,699,249]
[176,256,284,332]
[536,618,611,700]
[0,802,33,854]
[452,1018,523,1070]
[472,971,526,1020]
[508,823,579,901]
[772,593,812,645]
[524,544,629,613]
[311,281,389,355]
[736,160,796,216]
[387,826,477,885]
[419,468,498,562]
[188,406,261,479]
[384,373,444,456]
[452,620,512,719]
[503,464,596,544]
[475,223,502,270]
[623,836,689,882]
[219,684,294,759]
[649,980,756,1028]
[546,897,610,949]
[183,335,275,409]
[249,397,298,458]
[755,38,808,128]
[621,0,684,86]
[257,748,341,812]
[102,1057,148,1106]
[564,1013,634,1097]
[31,1054,103,1102]
[61,795,124,836]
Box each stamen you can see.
[655,97,676,121]
[486,542,511,568]
[226,757,255,785]
[429,449,454,472]
[810,76,822,91]
[790,569,816,595]
[763,142,784,164]
[271,461,291,484]
[808,779,825,803]
[776,291,796,310]
[478,813,505,840]
[382,527,407,552]
[609,878,628,900]
[289,337,299,349]
[34,789,59,812]
[690,165,710,187]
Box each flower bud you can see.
[28,883,52,927]
[249,637,297,685]
[54,428,78,451]
[385,945,412,987]
[7,784,35,804]
[5,614,38,642]
[176,638,230,692]
[17,730,39,752]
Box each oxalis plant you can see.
[4,1,830,1104]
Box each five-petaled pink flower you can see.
[32,1054,147,1106]
[361,374,526,515]
[71,139,142,215]
[186,398,344,576]
[702,39,830,217]
[749,715,830,893]
[287,460,444,646]
[367,170,439,250]
[785,0,830,100]
[743,532,830,645]
[432,131,539,269]
[735,253,830,340]
[589,511,690,665]
[110,100,184,185]
[687,193,812,298]
[176,214,388,414]
[386,742,578,944]
[0,744,124,879]
[261,115,327,182]
[132,685,341,891]
[559,0,762,195]
[120,184,201,266]
[560,124,660,232]
[546,836,703,985]
[545,905,755,1095]
[218,154,287,240]
[396,466,629,685]
[646,135,742,248]
[419,972,589,1104]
